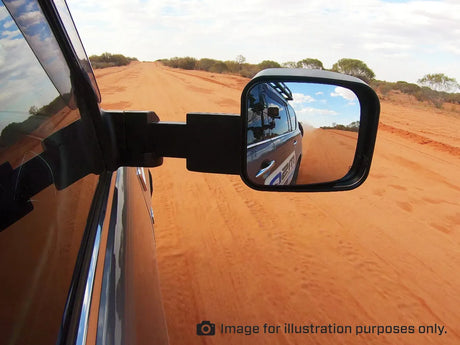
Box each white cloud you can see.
[6,0,26,7]
[0,7,9,22]
[298,107,338,116]
[364,42,414,54]
[1,28,20,39]
[330,87,357,102]
[3,20,14,29]
[296,107,339,128]
[66,0,460,83]
[291,93,315,106]
[16,10,41,27]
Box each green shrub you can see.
[89,52,137,68]
[157,57,460,109]
[331,58,375,83]
[415,87,443,108]
[209,61,229,73]
[196,58,219,71]
[224,60,241,73]
[240,64,261,78]
[445,93,460,104]
[370,80,394,96]
[297,58,324,69]
[258,60,281,69]
[164,56,197,70]
[394,81,421,95]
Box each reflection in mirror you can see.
[246,82,360,186]
[0,3,100,344]
[3,0,72,100]
[0,1,79,168]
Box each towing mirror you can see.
[0,67,380,231]
[240,69,380,192]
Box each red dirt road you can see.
[297,128,358,184]
[95,62,460,345]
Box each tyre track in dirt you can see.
[379,122,460,157]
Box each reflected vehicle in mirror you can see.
[247,82,303,186]
[241,69,380,192]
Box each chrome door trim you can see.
[57,172,113,345]
[76,224,103,345]
[96,169,124,345]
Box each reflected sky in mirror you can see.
[0,2,80,169]
[286,82,360,129]
[2,0,71,98]
[286,83,360,184]
[0,3,60,132]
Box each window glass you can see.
[54,0,101,102]
[247,84,293,145]
[0,3,99,344]
[265,90,290,137]
[0,2,80,166]
[288,104,297,130]
[2,0,73,103]
[247,84,269,145]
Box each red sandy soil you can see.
[297,128,358,184]
[96,62,460,345]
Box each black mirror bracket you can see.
[101,111,241,174]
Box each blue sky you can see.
[66,0,459,86]
[287,83,360,128]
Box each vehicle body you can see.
[246,82,303,185]
[0,1,379,344]
[0,1,168,344]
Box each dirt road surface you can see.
[297,128,358,184]
[95,62,460,345]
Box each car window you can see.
[0,2,99,343]
[247,84,293,145]
[288,103,297,130]
[53,0,101,102]
[247,84,269,145]
[265,90,290,137]
[0,1,78,165]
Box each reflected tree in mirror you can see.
[246,82,360,186]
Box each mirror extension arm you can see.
[101,111,241,174]
[0,111,240,231]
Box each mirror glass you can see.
[246,82,360,186]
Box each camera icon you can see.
[196,321,216,336]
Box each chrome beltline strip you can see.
[76,224,103,345]
[96,168,125,345]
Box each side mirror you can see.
[241,69,380,192]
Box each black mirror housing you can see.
[240,68,380,192]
